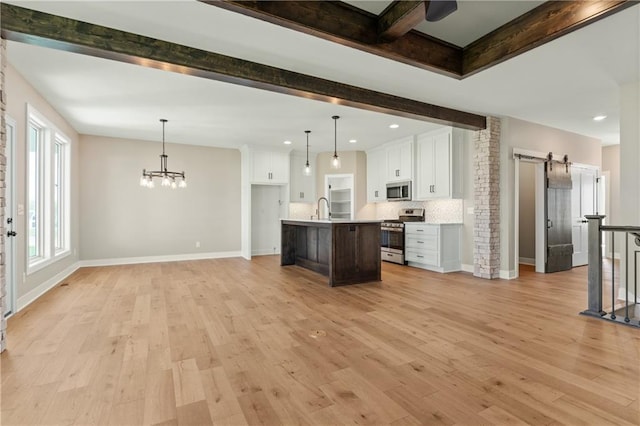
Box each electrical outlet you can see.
[23,272,26,283]
[195,241,201,248]
[73,248,77,256]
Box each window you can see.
[26,106,71,272]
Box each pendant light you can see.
[304,130,312,176]
[331,115,341,169]
[140,119,187,189]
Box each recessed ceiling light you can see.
[349,139,357,143]
[283,140,292,145]
[389,124,399,129]
[593,115,607,121]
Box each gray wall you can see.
[518,162,536,261]
[6,63,80,299]
[79,135,241,260]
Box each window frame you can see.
[26,105,71,274]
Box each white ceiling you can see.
[6,1,640,151]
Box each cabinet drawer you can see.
[405,249,438,266]
[405,235,438,250]
[405,225,438,236]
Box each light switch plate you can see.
[467,207,474,215]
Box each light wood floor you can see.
[2,257,639,425]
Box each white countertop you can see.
[404,222,463,225]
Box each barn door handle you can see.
[547,219,553,229]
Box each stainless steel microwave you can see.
[386,181,411,201]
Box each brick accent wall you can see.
[1,37,7,352]
[473,117,501,279]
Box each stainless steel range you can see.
[381,208,425,265]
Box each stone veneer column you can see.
[473,116,500,279]
[0,37,7,352]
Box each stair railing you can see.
[581,215,640,327]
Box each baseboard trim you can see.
[17,262,80,312]
[461,264,474,273]
[519,257,535,266]
[500,269,517,280]
[78,251,242,267]
[251,249,281,256]
[617,288,640,304]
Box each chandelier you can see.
[139,119,187,189]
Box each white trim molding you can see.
[461,264,474,273]
[499,269,518,280]
[17,262,80,311]
[78,251,242,267]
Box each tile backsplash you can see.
[375,199,464,223]
[289,203,316,220]
[289,199,464,223]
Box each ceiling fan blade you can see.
[426,0,458,22]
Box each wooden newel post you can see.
[581,215,606,317]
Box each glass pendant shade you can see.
[330,115,341,169]
[140,119,187,188]
[303,130,312,176]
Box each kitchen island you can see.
[281,219,381,286]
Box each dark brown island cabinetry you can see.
[281,219,382,286]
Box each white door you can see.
[4,118,17,317]
[571,167,597,266]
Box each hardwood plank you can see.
[0,2,486,130]
[2,256,639,425]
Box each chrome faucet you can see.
[317,197,331,220]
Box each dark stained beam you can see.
[201,0,463,78]
[0,3,486,130]
[463,0,638,76]
[377,1,427,42]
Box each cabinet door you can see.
[386,139,413,182]
[367,149,386,203]
[415,136,435,200]
[398,141,413,181]
[269,151,290,184]
[252,150,273,183]
[432,132,451,198]
[386,147,401,182]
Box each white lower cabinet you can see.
[404,223,461,273]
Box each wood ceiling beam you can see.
[0,3,486,130]
[463,0,638,76]
[201,0,463,78]
[377,1,427,42]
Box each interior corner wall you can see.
[5,62,80,301]
[79,135,241,260]
[499,116,602,276]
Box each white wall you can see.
[499,117,602,277]
[6,63,80,299]
[602,145,620,255]
[79,135,241,260]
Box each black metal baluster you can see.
[611,232,616,320]
[625,233,630,322]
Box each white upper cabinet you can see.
[415,127,463,200]
[386,138,413,182]
[366,148,387,203]
[252,150,290,184]
[290,153,316,202]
